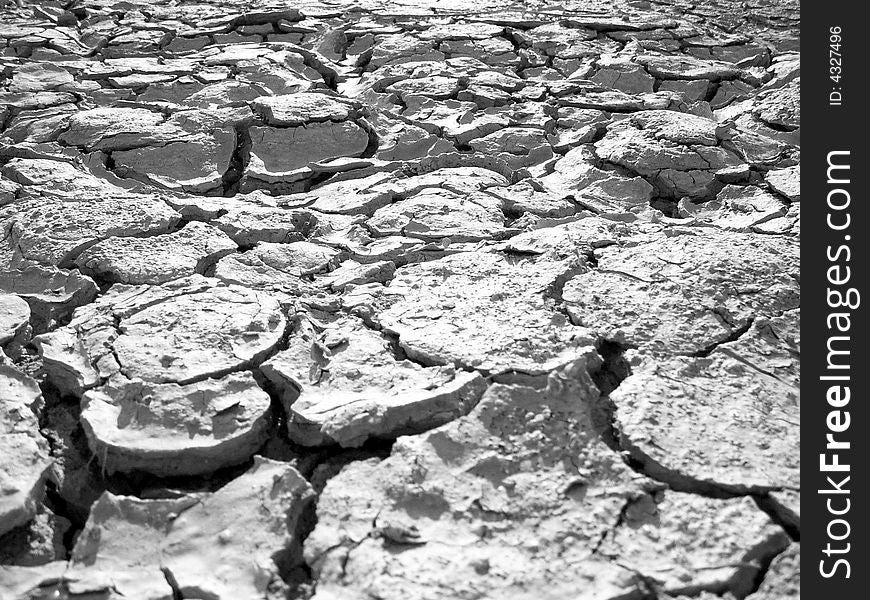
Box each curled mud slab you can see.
[0,0,799,598]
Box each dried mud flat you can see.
[0,0,799,599]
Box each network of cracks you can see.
[0,0,799,599]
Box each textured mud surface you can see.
[0,0,799,598]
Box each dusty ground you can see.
[0,1,799,599]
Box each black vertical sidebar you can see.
[803,0,867,597]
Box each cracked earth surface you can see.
[0,0,799,598]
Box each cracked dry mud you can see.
[0,0,799,599]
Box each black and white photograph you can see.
[0,0,816,598]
